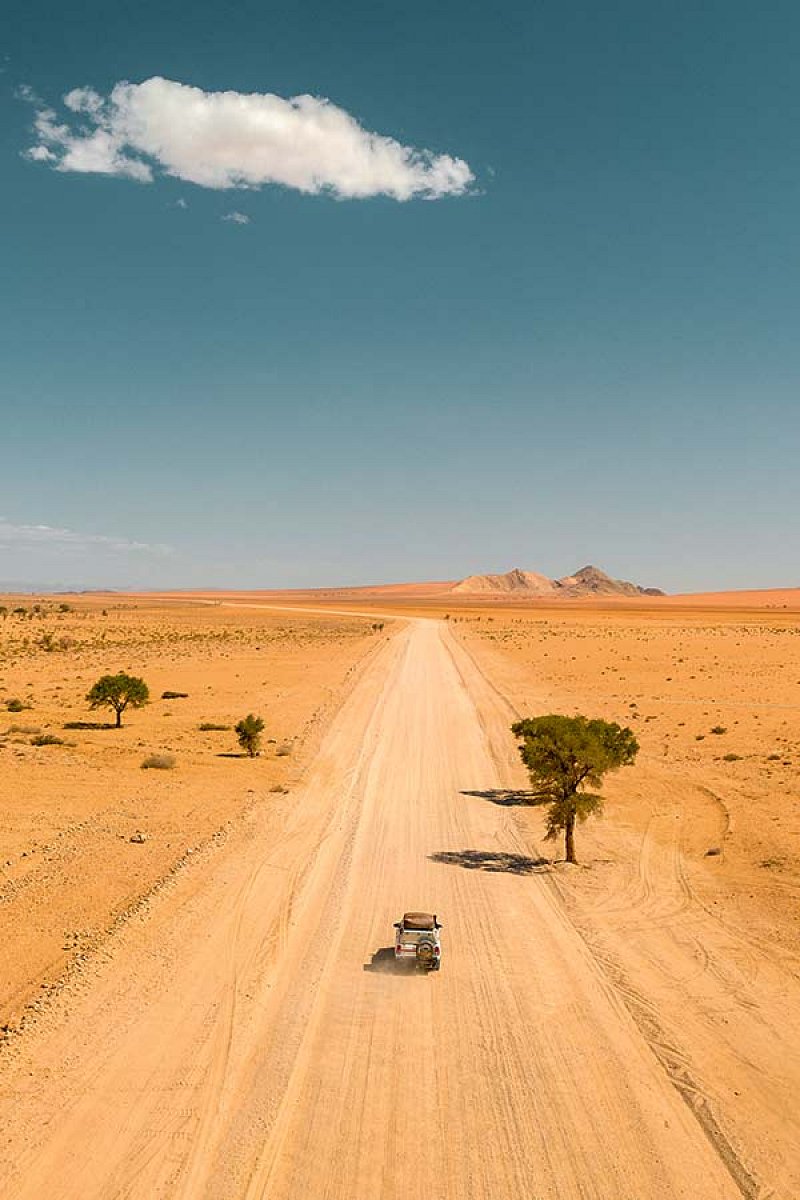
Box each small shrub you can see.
[766,753,781,761]
[235,714,264,758]
[6,699,27,713]
[141,753,176,770]
[199,722,229,731]
[161,690,189,700]
[722,752,742,762]
[710,725,727,735]
[275,741,293,757]
[31,733,64,746]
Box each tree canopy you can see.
[511,714,639,864]
[86,673,149,727]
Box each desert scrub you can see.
[141,752,177,770]
[199,722,229,731]
[235,714,264,757]
[275,741,293,757]
[161,690,189,699]
[6,698,28,713]
[30,733,64,746]
[710,725,727,735]
[722,752,742,762]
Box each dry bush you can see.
[30,733,64,746]
[141,752,177,770]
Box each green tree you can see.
[511,715,639,864]
[235,713,265,757]
[86,673,149,728]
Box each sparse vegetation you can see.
[30,733,64,746]
[161,690,189,699]
[722,752,742,762]
[511,714,639,864]
[6,698,27,713]
[86,673,149,728]
[199,722,230,731]
[275,741,293,757]
[141,752,176,770]
[235,713,264,757]
[710,725,727,735]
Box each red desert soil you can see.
[1,588,798,1198]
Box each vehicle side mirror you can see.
[393,922,400,929]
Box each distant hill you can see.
[452,568,558,596]
[451,564,664,598]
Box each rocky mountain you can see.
[451,568,558,596]
[451,564,664,598]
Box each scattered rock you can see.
[129,831,147,844]
[705,847,722,857]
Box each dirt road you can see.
[0,620,768,1197]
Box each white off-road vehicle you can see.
[393,912,442,971]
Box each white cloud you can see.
[222,210,250,225]
[0,519,171,556]
[21,76,474,201]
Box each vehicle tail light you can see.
[434,946,440,955]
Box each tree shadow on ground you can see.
[460,788,539,806]
[216,752,252,758]
[63,721,117,731]
[429,850,549,875]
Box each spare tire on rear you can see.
[416,940,434,964]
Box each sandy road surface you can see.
[1,621,751,1198]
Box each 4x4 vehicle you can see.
[394,912,442,971]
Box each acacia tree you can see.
[86,673,149,727]
[235,713,264,757]
[511,715,638,864]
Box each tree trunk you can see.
[564,812,577,864]
[115,708,122,728]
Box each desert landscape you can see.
[1,582,798,1198]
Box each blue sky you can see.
[2,0,798,591]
